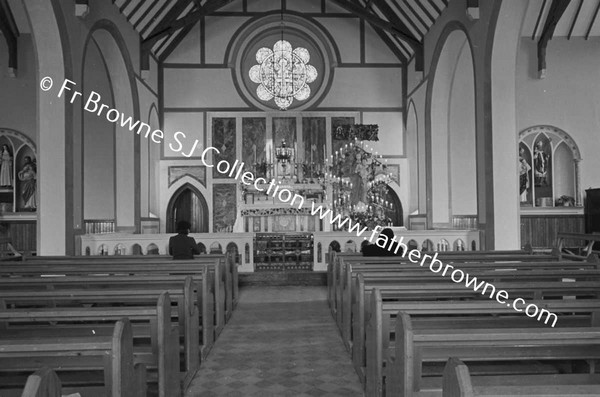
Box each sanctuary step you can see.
[239,271,326,286]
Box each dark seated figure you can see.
[362,228,404,256]
[169,221,200,260]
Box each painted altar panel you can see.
[272,215,297,232]
[212,118,236,179]
[302,117,326,180]
[272,117,296,146]
[331,117,355,154]
[272,117,296,179]
[242,117,267,178]
[212,184,237,232]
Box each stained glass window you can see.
[249,40,318,110]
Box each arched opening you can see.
[147,105,160,218]
[383,185,404,226]
[82,38,115,223]
[210,242,223,254]
[406,101,419,215]
[429,28,476,227]
[226,242,239,265]
[82,23,139,233]
[167,184,209,233]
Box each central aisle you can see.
[185,286,364,396]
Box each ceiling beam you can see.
[159,22,196,62]
[567,0,582,40]
[367,0,423,70]
[0,0,18,72]
[330,0,421,48]
[134,0,161,30]
[585,0,600,40]
[140,0,196,70]
[538,0,572,78]
[142,0,234,50]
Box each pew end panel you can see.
[20,367,62,397]
[183,276,201,377]
[442,358,475,397]
[157,292,183,397]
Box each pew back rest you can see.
[21,367,62,397]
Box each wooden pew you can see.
[329,252,580,326]
[389,318,600,397]
[339,261,600,338]
[0,318,146,397]
[0,274,211,381]
[366,298,600,397]
[328,249,560,314]
[350,277,600,380]
[0,257,228,337]
[442,357,600,397]
[19,253,239,311]
[0,293,180,397]
[364,290,600,395]
[20,368,62,397]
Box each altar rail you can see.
[78,230,480,272]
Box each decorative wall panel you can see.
[212,184,237,232]
[331,117,354,154]
[168,166,206,187]
[212,118,236,179]
[273,118,296,147]
[302,118,326,179]
[242,117,266,177]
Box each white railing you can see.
[78,229,481,272]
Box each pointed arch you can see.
[428,26,477,227]
[82,20,140,232]
[406,100,419,215]
[166,183,209,233]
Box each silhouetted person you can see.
[169,221,200,260]
[362,227,404,256]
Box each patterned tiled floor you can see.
[185,286,364,397]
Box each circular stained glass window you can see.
[249,40,318,110]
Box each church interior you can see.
[1,0,600,396]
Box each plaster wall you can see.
[516,37,600,192]
[0,35,36,139]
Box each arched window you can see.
[519,126,581,208]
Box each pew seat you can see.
[0,293,181,397]
[442,357,600,397]
[0,319,146,397]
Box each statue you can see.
[18,156,36,210]
[0,145,12,187]
[533,140,549,186]
[350,153,369,205]
[519,147,531,202]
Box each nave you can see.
[185,286,364,397]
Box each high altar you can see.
[79,113,479,272]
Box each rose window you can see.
[249,40,318,110]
